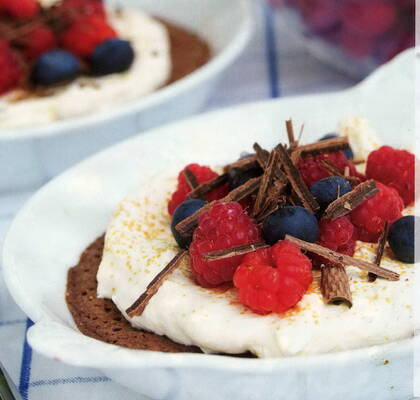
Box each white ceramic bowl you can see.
[2,50,415,400]
[0,0,252,192]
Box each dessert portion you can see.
[0,0,210,130]
[67,117,416,357]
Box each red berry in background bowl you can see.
[340,0,397,38]
[1,0,39,19]
[18,24,56,61]
[0,40,22,95]
[271,0,414,74]
[60,15,117,58]
[301,0,340,32]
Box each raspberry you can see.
[57,0,105,18]
[233,240,312,314]
[366,146,415,206]
[298,151,359,187]
[318,216,355,251]
[312,216,356,266]
[168,164,228,215]
[18,24,56,61]
[351,182,403,242]
[339,29,376,58]
[189,202,261,287]
[340,0,397,38]
[1,0,39,19]
[301,0,339,32]
[60,15,117,57]
[0,40,22,95]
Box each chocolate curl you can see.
[291,136,350,165]
[204,242,269,261]
[275,144,319,213]
[223,155,259,173]
[321,265,352,308]
[126,251,188,317]
[320,160,361,187]
[176,177,262,236]
[183,168,199,190]
[187,173,229,199]
[253,142,287,182]
[286,119,298,150]
[324,180,379,221]
[253,143,270,168]
[285,235,399,281]
[369,222,390,282]
[252,150,280,218]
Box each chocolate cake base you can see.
[66,236,201,353]
[164,20,211,84]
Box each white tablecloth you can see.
[0,1,357,399]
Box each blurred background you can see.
[208,0,414,111]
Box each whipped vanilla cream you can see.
[97,175,414,358]
[337,117,382,160]
[96,119,414,358]
[0,8,171,131]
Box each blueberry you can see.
[388,215,418,263]
[32,49,81,86]
[171,199,207,249]
[310,176,352,208]
[319,133,354,160]
[262,206,319,245]
[91,39,135,76]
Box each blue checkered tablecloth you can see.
[0,1,357,399]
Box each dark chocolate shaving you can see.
[323,180,378,220]
[286,119,298,150]
[253,143,270,168]
[183,168,199,190]
[285,235,399,281]
[255,191,286,223]
[252,150,280,217]
[176,177,262,235]
[320,160,361,186]
[253,143,287,183]
[291,136,350,164]
[223,155,259,173]
[126,251,188,317]
[187,173,229,199]
[369,221,390,282]
[204,242,269,261]
[275,144,319,213]
[321,265,352,308]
